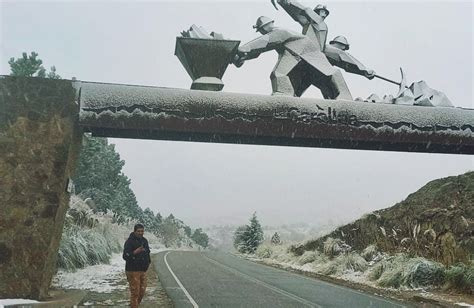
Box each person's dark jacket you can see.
[123,232,151,272]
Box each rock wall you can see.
[292,172,473,266]
[0,76,82,299]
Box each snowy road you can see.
[153,251,408,308]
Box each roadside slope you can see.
[292,171,473,266]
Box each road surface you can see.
[153,251,408,308]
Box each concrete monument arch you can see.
[1,76,473,299]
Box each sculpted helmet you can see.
[314,4,330,16]
[253,16,274,32]
[330,35,350,50]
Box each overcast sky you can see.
[1,0,473,228]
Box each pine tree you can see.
[158,215,180,247]
[46,66,61,79]
[191,228,209,248]
[271,232,281,245]
[246,212,264,253]
[233,225,249,253]
[184,226,192,237]
[9,51,60,78]
[233,213,264,253]
[73,135,141,222]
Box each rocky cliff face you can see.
[292,172,473,266]
[0,77,81,299]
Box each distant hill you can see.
[292,172,473,266]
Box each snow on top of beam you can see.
[78,81,474,131]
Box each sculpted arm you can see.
[277,0,324,26]
[234,32,285,67]
[324,45,375,79]
[239,34,275,59]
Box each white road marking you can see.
[202,253,320,308]
[164,251,199,308]
[244,257,407,307]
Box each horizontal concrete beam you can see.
[77,81,474,154]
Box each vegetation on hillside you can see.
[291,171,473,267]
[254,171,474,294]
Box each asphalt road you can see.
[153,251,408,308]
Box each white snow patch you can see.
[53,247,169,294]
[455,303,474,307]
[0,299,40,307]
[53,253,126,293]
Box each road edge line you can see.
[164,251,199,308]
[202,253,320,308]
[236,255,406,307]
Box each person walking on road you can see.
[123,224,151,308]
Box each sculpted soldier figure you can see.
[324,35,375,80]
[274,1,376,83]
[275,0,330,51]
[233,16,353,99]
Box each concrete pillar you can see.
[0,76,82,299]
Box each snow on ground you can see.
[53,253,127,293]
[0,299,39,307]
[53,248,169,293]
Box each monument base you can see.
[191,77,224,91]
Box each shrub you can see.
[343,253,369,272]
[318,252,368,276]
[256,245,273,259]
[296,251,318,265]
[378,269,404,288]
[271,245,295,263]
[369,261,386,281]
[403,259,445,288]
[375,254,410,288]
[361,244,378,261]
[58,224,122,271]
[375,255,446,289]
[323,237,350,257]
[445,263,474,294]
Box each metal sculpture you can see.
[174,2,454,107]
[233,16,352,99]
[175,25,239,91]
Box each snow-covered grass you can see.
[246,242,473,297]
[374,255,445,288]
[255,244,273,258]
[444,263,474,293]
[318,253,368,276]
[58,224,122,271]
[361,244,378,261]
[323,237,350,257]
[58,195,165,272]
